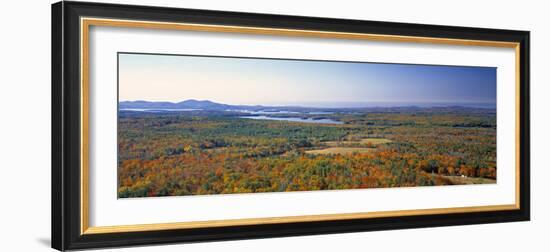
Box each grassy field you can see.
[439,175,497,185]
[305,147,375,155]
[117,107,497,198]
[360,138,393,145]
[305,137,390,154]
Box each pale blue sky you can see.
[118,53,496,107]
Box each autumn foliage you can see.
[117,109,496,198]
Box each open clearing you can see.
[324,138,392,147]
[439,175,496,185]
[305,147,374,155]
[359,138,393,145]
[307,138,391,155]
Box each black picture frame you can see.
[52,1,530,251]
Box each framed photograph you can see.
[52,1,530,250]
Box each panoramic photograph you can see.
[117,52,497,198]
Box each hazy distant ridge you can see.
[119,99,311,111]
[119,99,236,110]
[119,99,496,111]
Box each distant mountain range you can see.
[120,99,236,110]
[119,99,495,112]
[119,99,304,112]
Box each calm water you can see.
[229,109,299,114]
[240,115,343,124]
[228,109,335,115]
[120,108,202,112]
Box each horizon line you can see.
[118,99,497,109]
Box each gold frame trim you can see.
[80,17,522,235]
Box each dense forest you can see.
[117,108,496,198]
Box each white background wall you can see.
[0,0,547,251]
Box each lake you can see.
[228,109,334,115]
[240,115,343,124]
[120,108,202,112]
